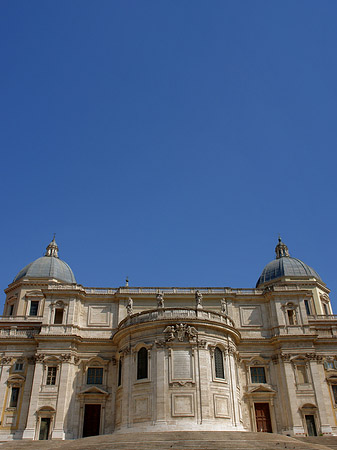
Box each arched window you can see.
[214,347,225,379]
[137,347,148,380]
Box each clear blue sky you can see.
[1,1,337,310]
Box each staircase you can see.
[1,431,336,450]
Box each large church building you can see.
[0,237,337,441]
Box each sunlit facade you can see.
[1,237,337,440]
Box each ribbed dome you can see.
[256,238,321,287]
[13,238,76,284]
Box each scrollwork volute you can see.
[0,357,12,365]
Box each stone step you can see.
[294,436,337,450]
[0,432,334,450]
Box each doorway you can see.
[305,415,317,436]
[83,404,101,437]
[39,418,50,440]
[254,403,272,432]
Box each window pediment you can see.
[246,385,276,395]
[78,386,109,397]
[7,374,25,385]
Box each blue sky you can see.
[1,2,337,309]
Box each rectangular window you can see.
[304,300,311,316]
[323,303,329,315]
[29,301,39,316]
[9,387,20,408]
[324,360,335,370]
[332,385,337,404]
[54,309,64,324]
[14,362,24,372]
[250,367,266,383]
[297,365,308,384]
[8,305,14,316]
[46,366,57,385]
[287,310,297,325]
[87,367,103,385]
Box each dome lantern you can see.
[45,235,59,258]
[275,236,290,259]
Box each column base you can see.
[22,428,35,439]
[51,429,65,440]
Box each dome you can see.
[13,237,76,284]
[256,238,321,287]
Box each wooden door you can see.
[83,404,101,437]
[254,403,272,432]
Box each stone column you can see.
[22,356,44,439]
[52,355,72,439]
[121,347,131,429]
[17,362,35,435]
[281,356,305,436]
[228,348,240,427]
[0,357,12,415]
[154,341,167,426]
[309,357,333,435]
[197,342,210,423]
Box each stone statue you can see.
[126,297,133,316]
[195,290,203,309]
[221,298,228,314]
[157,292,164,309]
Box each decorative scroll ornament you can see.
[0,357,12,365]
[271,355,279,365]
[73,356,81,365]
[228,343,237,355]
[198,339,207,349]
[156,292,164,309]
[163,323,198,342]
[120,345,131,357]
[35,354,45,363]
[60,353,71,362]
[155,339,166,348]
[126,297,133,316]
[280,353,291,361]
[305,353,321,361]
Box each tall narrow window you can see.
[54,309,64,324]
[304,300,311,316]
[46,367,57,385]
[9,387,20,408]
[137,347,148,380]
[332,385,337,404]
[118,359,122,386]
[250,367,266,383]
[214,347,225,379]
[30,301,39,316]
[323,303,329,315]
[8,305,14,316]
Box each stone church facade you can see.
[1,237,337,440]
